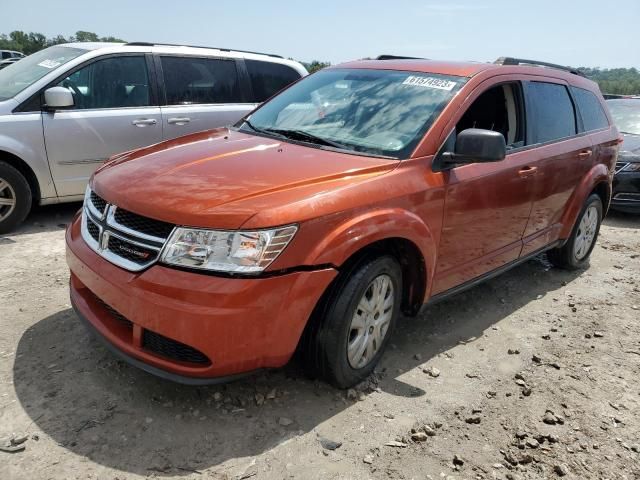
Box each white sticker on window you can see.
[402,76,457,91]
[37,59,62,69]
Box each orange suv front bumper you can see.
[65,214,337,384]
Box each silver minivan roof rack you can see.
[494,57,584,77]
[124,42,283,59]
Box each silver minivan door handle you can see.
[167,117,191,125]
[131,118,157,127]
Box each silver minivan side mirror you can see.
[44,87,74,109]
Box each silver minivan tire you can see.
[0,160,32,234]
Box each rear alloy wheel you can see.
[306,255,402,388]
[0,161,32,234]
[547,193,603,270]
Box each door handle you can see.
[131,118,157,127]
[578,149,593,158]
[167,117,191,125]
[518,166,538,177]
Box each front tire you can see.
[0,161,32,234]
[305,255,402,389]
[547,194,603,270]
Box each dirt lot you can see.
[0,204,639,480]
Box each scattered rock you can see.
[212,392,223,402]
[594,331,604,338]
[422,425,437,437]
[452,454,465,466]
[554,464,569,476]
[532,354,543,363]
[465,416,481,424]
[363,455,374,464]
[346,389,358,400]
[543,411,564,425]
[278,417,294,427]
[385,441,408,448]
[411,432,428,442]
[508,348,520,355]
[255,393,265,406]
[413,353,423,361]
[318,437,342,450]
[423,366,440,377]
[266,388,277,400]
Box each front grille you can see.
[142,329,210,365]
[107,235,157,265]
[86,218,100,242]
[81,188,174,272]
[114,208,174,239]
[90,191,107,215]
[89,292,133,331]
[615,161,628,173]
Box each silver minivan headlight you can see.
[160,225,298,273]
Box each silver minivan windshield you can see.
[0,46,85,101]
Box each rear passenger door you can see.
[519,80,594,256]
[244,59,302,103]
[158,56,254,139]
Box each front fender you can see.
[559,163,611,238]
[303,207,437,285]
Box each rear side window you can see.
[245,60,301,102]
[571,86,609,132]
[161,56,242,105]
[1,51,10,59]
[527,82,576,144]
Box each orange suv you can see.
[66,56,620,388]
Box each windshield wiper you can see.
[263,128,348,149]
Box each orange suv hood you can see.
[93,128,398,229]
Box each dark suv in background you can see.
[607,98,640,213]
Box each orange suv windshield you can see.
[243,68,467,159]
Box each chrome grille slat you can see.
[80,188,175,272]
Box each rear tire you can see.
[302,255,402,389]
[547,194,603,270]
[0,160,32,234]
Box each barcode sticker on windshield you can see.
[402,76,457,90]
[38,59,62,69]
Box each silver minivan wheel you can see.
[0,177,17,222]
[347,274,395,369]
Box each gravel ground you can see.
[0,204,639,480]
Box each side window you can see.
[527,82,576,143]
[1,52,10,60]
[56,56,151,110]
[161,56,242,105]
[456,82,525,149]
[245,60,301,102]
[570,86,609,132]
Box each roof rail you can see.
[376,55,428,61]
[494,57,584,77]
[124,42,283,59]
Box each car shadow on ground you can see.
[604,210,639,229]
[0,203,81,241]
[12,254,582,476]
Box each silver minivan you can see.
[0,42,307,232]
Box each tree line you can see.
[1,30,639,94]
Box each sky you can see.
[3,0,639,68]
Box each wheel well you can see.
[0,150,41,203]
[337,238,427,316]
[591,181,610,215]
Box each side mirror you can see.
[442,128,506,166]
[44,87,74,109]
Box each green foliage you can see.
[0,30,125,55]
[301,60,331,74]
[577,67,640,95]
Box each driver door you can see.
[43,54,162,197]
[432,81,537,295]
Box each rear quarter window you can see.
[570,86,609,132]
[527,82,576,144]
[245,60,301,102]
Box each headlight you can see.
[161,225,298,273]
[621,162,640,172]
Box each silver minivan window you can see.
[0,46,85,101]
